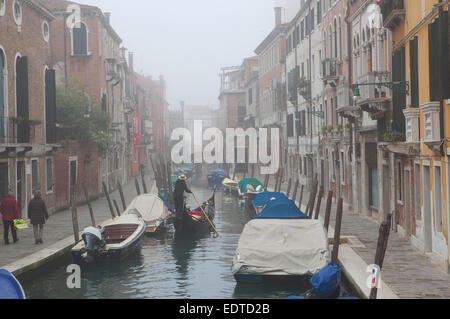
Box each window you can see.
[72,22,88,55]
[46,158,54,193]
[248,88,253,105]
[433,166,443,232]
[428,11,449,101]
[13,0,22,26]
[397,161,402,202]
[287,113,294,137]
[42,21,50,42]
[340,151,345,185]
[0,0,5,16]
[317,1,321,24]
[31,159,39,193]
[0,50,5,141]
[331,151,335,181]
[409,37,419,107]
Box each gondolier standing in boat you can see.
[173,175,192,219]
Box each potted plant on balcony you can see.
[383,130,406,143]
[327,125,333,133]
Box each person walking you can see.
[173,175,192,219]
[0,191,19,245]
[28,190,49,245]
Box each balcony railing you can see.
[321,58,338,80]
[381,0,405,31]
[0,116,36,145]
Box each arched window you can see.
[323,31,327,58]
[333,18,337,58]
[328,26,332,59]
[15,54,29,143]
[72,22,88,55]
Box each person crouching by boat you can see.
[28,191,49,245]
[0,191,20,245]
[173,175,192,219]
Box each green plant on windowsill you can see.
[383,131,406,143]
[9,117,41,126]
[327,125,334,133]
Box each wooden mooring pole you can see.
[103,182,116,219]
[331,198,344,264]
[113,199,122,217]
[117,182,127,211]
[135,179,141,196]
[307,179,319,218]
[274,171,280,192]
[299,185,305,209]
[141,171,148,194]
[71,190,80,242]
[292,180,299,201]
[323,191,333,232]
[314,186,324,220]
[263,174,270,190]
[82,183,95,227]
[286,178,292,198]
[369,214,392,299]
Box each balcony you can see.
[337,84,359,123]
[354,72,391,116]
[321,58,338,85]
[0,116,35,154]
[381,0,405,31]
[297,78,311,101]
[105,58,121,85]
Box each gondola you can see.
[173,193,216,234]
[72,213,146,264]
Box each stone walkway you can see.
[252,172,450,299]
[0,176,155,268]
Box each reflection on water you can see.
[21,181,335,299]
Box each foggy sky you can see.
[75,0,292,111]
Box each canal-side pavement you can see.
[0,176,156,275]
[252,172,450,299]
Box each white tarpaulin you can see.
[232,219,329,276]
[125,194,170,225]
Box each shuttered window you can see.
[392,47,406,133]
[72,23,88,55]
[101,93,107,112]
[45,69,57,144]
[409,37,419,107]
[287,113,294,137]
[429,11,449,101]
[16,56,29,143]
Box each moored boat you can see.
[72,213,146,265]
[125,194,171,233]
[232,219,328,283]
[0,269,26,299]
[251,192,288,215]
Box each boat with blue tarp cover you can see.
[207,168,227,189]
[0,269,26,299]
[253,197,309,220]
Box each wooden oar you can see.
[190,190,219,237]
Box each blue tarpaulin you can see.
[310,263,341,299]
[253,197,309,219]
[252,192,287,208]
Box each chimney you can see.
[128,52,134,73]
[104,12,111,24]
[274,7,282,27]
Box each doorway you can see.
[422,165,432,252]
[0,163,8,200]
[16,161,26,218]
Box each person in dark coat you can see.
[0,191,19,245]
[28,190,49,244]
[173,175,192,218]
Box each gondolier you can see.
[173,175,192,219]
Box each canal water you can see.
[22,180,350,299]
